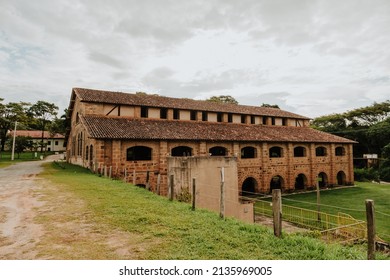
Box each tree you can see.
[49,109,68,136]
[28,101,58,153]
[311,100,390,157]
[261,103,280,109]
[0,99,29,152]
[206,95,238,104]
[6,136,33,159]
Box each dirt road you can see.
[0,156,57,259]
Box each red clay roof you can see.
[72,87,310,120]
[81,115,355,144]
[9,130,64,139]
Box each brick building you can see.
[65,88,355,197]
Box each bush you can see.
[379,159,390,182]
[354,168,379,182]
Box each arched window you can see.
[270,175,284,192]
[241,177,258,197]
[89,145,93,161]
[318,172,328,188]
[294,146,306,157]
[209,146,227,156]
[316,146,327,157]
[335,146,346,156]
[86,145,89,160]
[127,146,152,161]
[77,132,83,156]
[241,146,257,159]
[295,173,308,190]
[171,146,192,157]
[269,146,283,158]
[337,171,347,185]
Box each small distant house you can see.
[8,130,66,152]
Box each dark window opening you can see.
[251,116,256,124]
[316,146,327,157]
[282,118,287,126]
[127,146,152,161]
[270,175,284,192]
[228,113,233,123]
[241,146,257,159]
[217,112,223,122]
[241,177,258,197]
[269,146,283,158]
[86,146,89,160]
[318,172,328,188]
[262,117,267,125]
[173,109,180,120]
[190,110,197,121]
[171,146,193,157]
[55,141,59,146]
[241,115,247,124]
[89,145,93,161]
[271,117,276,125]
[294,146,306,157]
[141,106,148,118]
[335,147,346,156]
[295,174,307,190]
[160,108,168,119]
[209,146,227,156]
[202,111,208,121]
[337,171,346,185]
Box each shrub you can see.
[354,168,379,182]
[379,165,390,182]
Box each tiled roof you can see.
[8,130,65,139]
[81,115,355,144]
[73,87,310,120]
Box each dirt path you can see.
[0,156,59,259]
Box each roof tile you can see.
[81,115,356,143]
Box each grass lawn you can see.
[37,162,390,260]
[278,183,390,243]
[0,151,53,168]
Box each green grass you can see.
[277,183,390,242]
[39,162,390,260]
[0,151,53,168]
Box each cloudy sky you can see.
[1,0,389,118]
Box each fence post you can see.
[146,171,150,190]
[132,170,136,185]
[157,173,161,195]
[220,167,225,219]
[272,189,282,238]
[169,174,174,201]
[109,166,112,179]
[316,179,321,222]
[192,178,196,211]
[124,168,127,183]
[365,199,376,260]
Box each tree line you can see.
[311,100,390,181]
[0,98,66,156]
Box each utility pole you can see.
[11,121,17,161]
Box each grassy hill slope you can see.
[38,162,388,260]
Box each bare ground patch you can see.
[34,179,159,259]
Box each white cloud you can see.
[0,0,389,117]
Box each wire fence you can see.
[249,195,390,244]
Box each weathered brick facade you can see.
[66,88,355,197]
